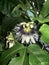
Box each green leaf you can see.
[2,16,17,32]
[8,47,29,65]
[11,4,23,17]
[0,43,24,65]
[40,0,49,17]
[28,44,49,65]
[39,24,49,44]
[0,0,15,16]
[0,0,30,17]
[35,16,49,23]
[0,44,3,52]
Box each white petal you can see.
[21,35,30,44]
[16,32,21,36]
[30,25,33,28]
[13,26,20,32]
[30,35,36,43]
[33,33,39,41]
[20,22,26,25]
[25,35,30,43]
[15,26,19,29]
[9,41,15,48]
[21,35,26,43]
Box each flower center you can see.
[23,23,32,33]
[24,27,31,33]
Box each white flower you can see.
[6,32,15,48]
[13,22,38,44]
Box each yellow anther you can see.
[24,27,31,33]
[23,22,34,33]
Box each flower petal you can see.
[21,35,30,44]
[30,35,36,43]
[25,35,30,43]
[9,41,15,48]
[33,33,39,42]
[21,35,26,43]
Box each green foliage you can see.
[0,44,3,52]
[40,0,49,17]
[0,0,30,17]
[2,16,17,32]
[34,16,49,23]
[0,43,24,65]
[0,44,49,65]
[28,44,49,65]
[39,24,49,44]
[8,48,29,65]
[0,0,49,65]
